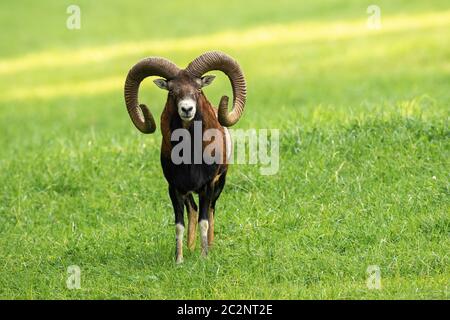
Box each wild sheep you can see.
[124,51,246,263]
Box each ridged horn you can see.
[124,57,180,133]
[186,51,246,127]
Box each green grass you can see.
[0,0,449,299]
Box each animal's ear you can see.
[153,78,169,90]
[200,75,216,87]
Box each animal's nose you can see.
[181,106,193,113]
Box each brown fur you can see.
[160,92,229,167]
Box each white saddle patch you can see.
[224,127,232,162]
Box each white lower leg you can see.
[199,220,209,257]
[175,223,184,264]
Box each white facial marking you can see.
[178,98,196,121]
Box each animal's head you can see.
[124,51,246,133]
[153,71,216,122]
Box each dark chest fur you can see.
[160,111,220,194]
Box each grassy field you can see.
[0,0,449,299]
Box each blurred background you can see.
[0,0,448,299]
[1,0,448,130]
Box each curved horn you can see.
[124,57,180,133]
[186,51,246,127]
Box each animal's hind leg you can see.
[185,194,198,251]
[208,207,214,247]
[169,186,185,264]
[208,172,227,247]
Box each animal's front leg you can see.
[198,184,214,257]
[169,186,185,264]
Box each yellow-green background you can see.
[0,0,448,299]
